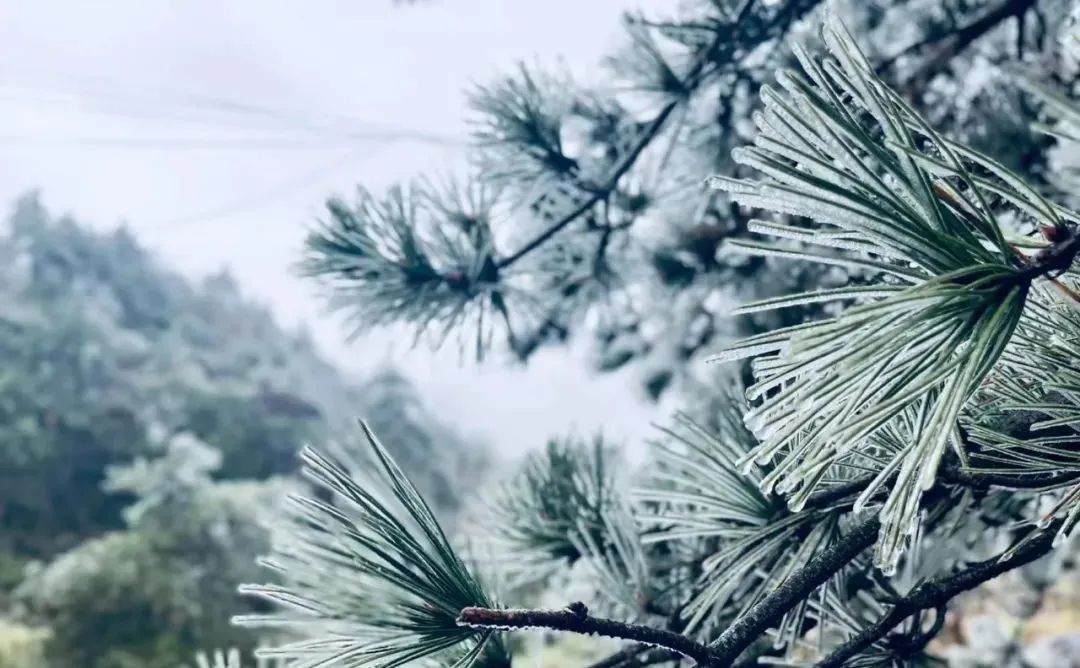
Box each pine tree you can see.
[300,0,1070,399]
[226,11,1080,667]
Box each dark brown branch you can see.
[463,433,1075,668]
[802,456,1080,512]
[495,100,679,270]
[805,475,879,507]
[814,524,1060,668]
[876,0,1036,83]
[944,425,1080,489]
[495,0,826,271]
[457,604,714,665]
[706,512,881,665]
[810,461,1080,503]
[1015,226,1080,283]
[941,466,1080,490]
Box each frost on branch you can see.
[710,15,1080,575]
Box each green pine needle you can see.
[299,182,505,357]
[234,422,506,668]
[708,15,1069,574]
[476,435,616,588]
[637,398,842,640]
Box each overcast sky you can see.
[0,0,675,455]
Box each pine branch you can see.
[479,435,617,586]
[495,101,679,269]
[496,0,826,270]
[494,13,729,271]
[235,424,507,667]
[705,512,881,665]
[459,463,1070,667]
[1015,225,1080,283]
[457,603,715,665]
[458,515,882,667]
[709,12,1077,574]
[942,466,1080,490]
[814,523,1060,668]
[877,0,1037,81]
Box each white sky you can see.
[0,0,673,456]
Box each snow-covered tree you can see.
[302,0,1073,399]
[232,12,1080,667]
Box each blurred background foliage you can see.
[0,194,491,667]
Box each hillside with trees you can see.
[0,194,490,667]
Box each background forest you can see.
[0,194,490,667]
[2,0,1080,666]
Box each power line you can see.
[0,132,463,150]
[0,70,468,229]
[145,150,372,231]
[0,75,465,146]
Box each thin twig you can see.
[805,475,879,507]
[814,524,1060,667]
[809,461,1080,504]
[495,101,679,270]
[495,0,825,271]
[942,466,1080,490]
[1015,226,1080,283]
[457,604,715,665]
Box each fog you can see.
[0,0,672,452]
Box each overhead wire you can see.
[145,149,372,230]
[0,70,469,228]
[0,72,466,147]
[0,133,460,150]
